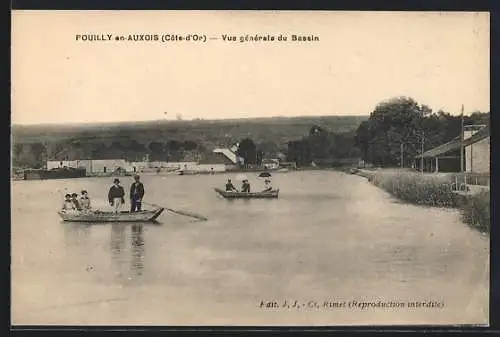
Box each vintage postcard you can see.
[11,10,490,326]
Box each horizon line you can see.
[11,114,371,127]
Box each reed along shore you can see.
[352,169,490,235]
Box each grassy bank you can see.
[368,171,457,207]
[355,170,490,234]
[459,190,490,234]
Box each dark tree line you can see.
[12,139,205,167]
[286,126,361,167]
[286,97,489,168]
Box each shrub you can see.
[459,190,490,234]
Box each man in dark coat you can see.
[108,178,125,214]
[130,175,145,212]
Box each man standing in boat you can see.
[108,178,125,214]
[130,174,145,212]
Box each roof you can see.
[198,152,234,165]
[415,125,489,159]
[416,137,461,158]
[213,148,238,164]
[463,125,489,147]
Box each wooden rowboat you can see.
[214,188,279,199]
[58,207,164,223]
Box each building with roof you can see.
[463,125,490,174]
[414,124,489,174]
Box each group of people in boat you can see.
[225,178,273,193]
[61,175,145,214]
[62,190,91,211]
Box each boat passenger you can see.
[263,179,273,192]
[71,193,82,211]
[79,190,91,210]
[241,179,251,193]
[130,175,145,212]
[225,179,237,192]
[108,178,125,214]
[62,194,75,210]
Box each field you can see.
[12,115,367,145]
[11,115,367,167]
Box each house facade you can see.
[414,124,489,174]
[463,125,490,174]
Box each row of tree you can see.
[354,97,489,167]
[285,126,361,167]
[12,139,205,168]
[285,97,489,168]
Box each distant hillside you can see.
[11,115,368,167]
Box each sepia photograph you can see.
[11,10,490,326]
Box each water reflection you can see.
[109,223,145,279]
[110,224,126,253]
[130,224,145,276]
[110,224,127,279]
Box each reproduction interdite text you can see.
[75,33,320,43]
[258,299,445,310]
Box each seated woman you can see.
[62,194,75,210]
[79,190,91,210]
[262,179,273,192]
[71,193,82,211]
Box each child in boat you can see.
[79,190,91,210]
[62,194,75,210]
[262,179,273,192]
[225,179,237,192]
[71,193,82,211]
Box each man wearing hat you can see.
[108,178,125,214]
[241,179,251,193]
[130,175,145,212]
[79,190,91,210]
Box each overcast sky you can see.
[12,11,489,125]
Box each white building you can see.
[262,158,280,170]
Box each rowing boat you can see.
[214,188,279,199]
[58,207,164,223]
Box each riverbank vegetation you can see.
[357,170,490,234]
[459,190,490,234]
[368,171,457,207]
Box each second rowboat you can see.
[214,188,279,199]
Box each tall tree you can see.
[236,138,257,166]
[355,97,427,166]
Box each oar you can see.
[143,202,208,221]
